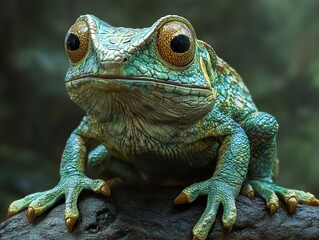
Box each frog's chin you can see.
[65,77,215,125]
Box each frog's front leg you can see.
[7,117,110,231]
[240,112,319,214]
[175,112,250,240]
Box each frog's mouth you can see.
[65,75,215,124]
[65,74,213,97]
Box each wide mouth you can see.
[65,74,212,97]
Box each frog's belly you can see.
[132,140,220,183]
[98,132,220,184]
[136,155,216,184]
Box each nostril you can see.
[123,57,128,62]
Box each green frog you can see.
[8,15,319,240]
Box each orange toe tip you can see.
[174,193,189,205]
[7,210,13,219]
[66,217,76,231]
[27,207,35,223]
[287,197,298,213]
[192,236,201,240]
[310,198,319,206]
[100,184,111,197]
[247,191,255,200]
[287,197,298,214]
[269,203,277,216]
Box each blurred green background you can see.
[1,0,319,222]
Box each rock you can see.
[1,185,319,240]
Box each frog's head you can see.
[64,14,217,125]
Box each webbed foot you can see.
[7,175,114,231]
[174,178,239,240]
[241,179,319,215]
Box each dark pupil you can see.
[66,33,80,51]
[170,34,190,53]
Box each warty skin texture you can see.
[8,15,319,240]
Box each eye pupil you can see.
[66,33,80,51]
[170,34,190,53]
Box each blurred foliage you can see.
[0,0,319,222]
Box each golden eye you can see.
[156,21,195,67]
[65,20,90,64]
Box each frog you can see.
[8,14,319,240]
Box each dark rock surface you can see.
[1,185,319,240]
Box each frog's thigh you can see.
[241,112,279,179]
[242,112,278,142]
[87,145,142,182]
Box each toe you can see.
[266,196,279,215]
[8,192,43,218]
[174,192,190,205]
[7,210,13,219]
[64,187,81,231]
[28,188,64,219]
[27,206,35,223]
[265,196,279,212]
[295,190,319,206]
[273,188,297,207]
[247,191,255,200]
[89,179,111,197]
[251,182,279,215]
[269,203,277,215]
[241,183,255,199]
[221,197,237,230]
[287,197,298,214]
[98,184,111,197]
[192,198,219,240]
[272,187,299,213]
[180,181,207,203]
[309,198,319,206]
[65,217,78,232]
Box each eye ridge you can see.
[67,33,80,51]
[170,34,190,53]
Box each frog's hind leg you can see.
[241,112,319,214]
[87,145,143,183]
[241,112,278,181]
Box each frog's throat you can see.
[65,74,214,97]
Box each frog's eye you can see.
[156,21,195,67]
[65,20,90,64]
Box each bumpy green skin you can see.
[8,15,319,240]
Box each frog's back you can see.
[212,56,257,122]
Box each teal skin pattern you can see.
[8,15,319,240]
